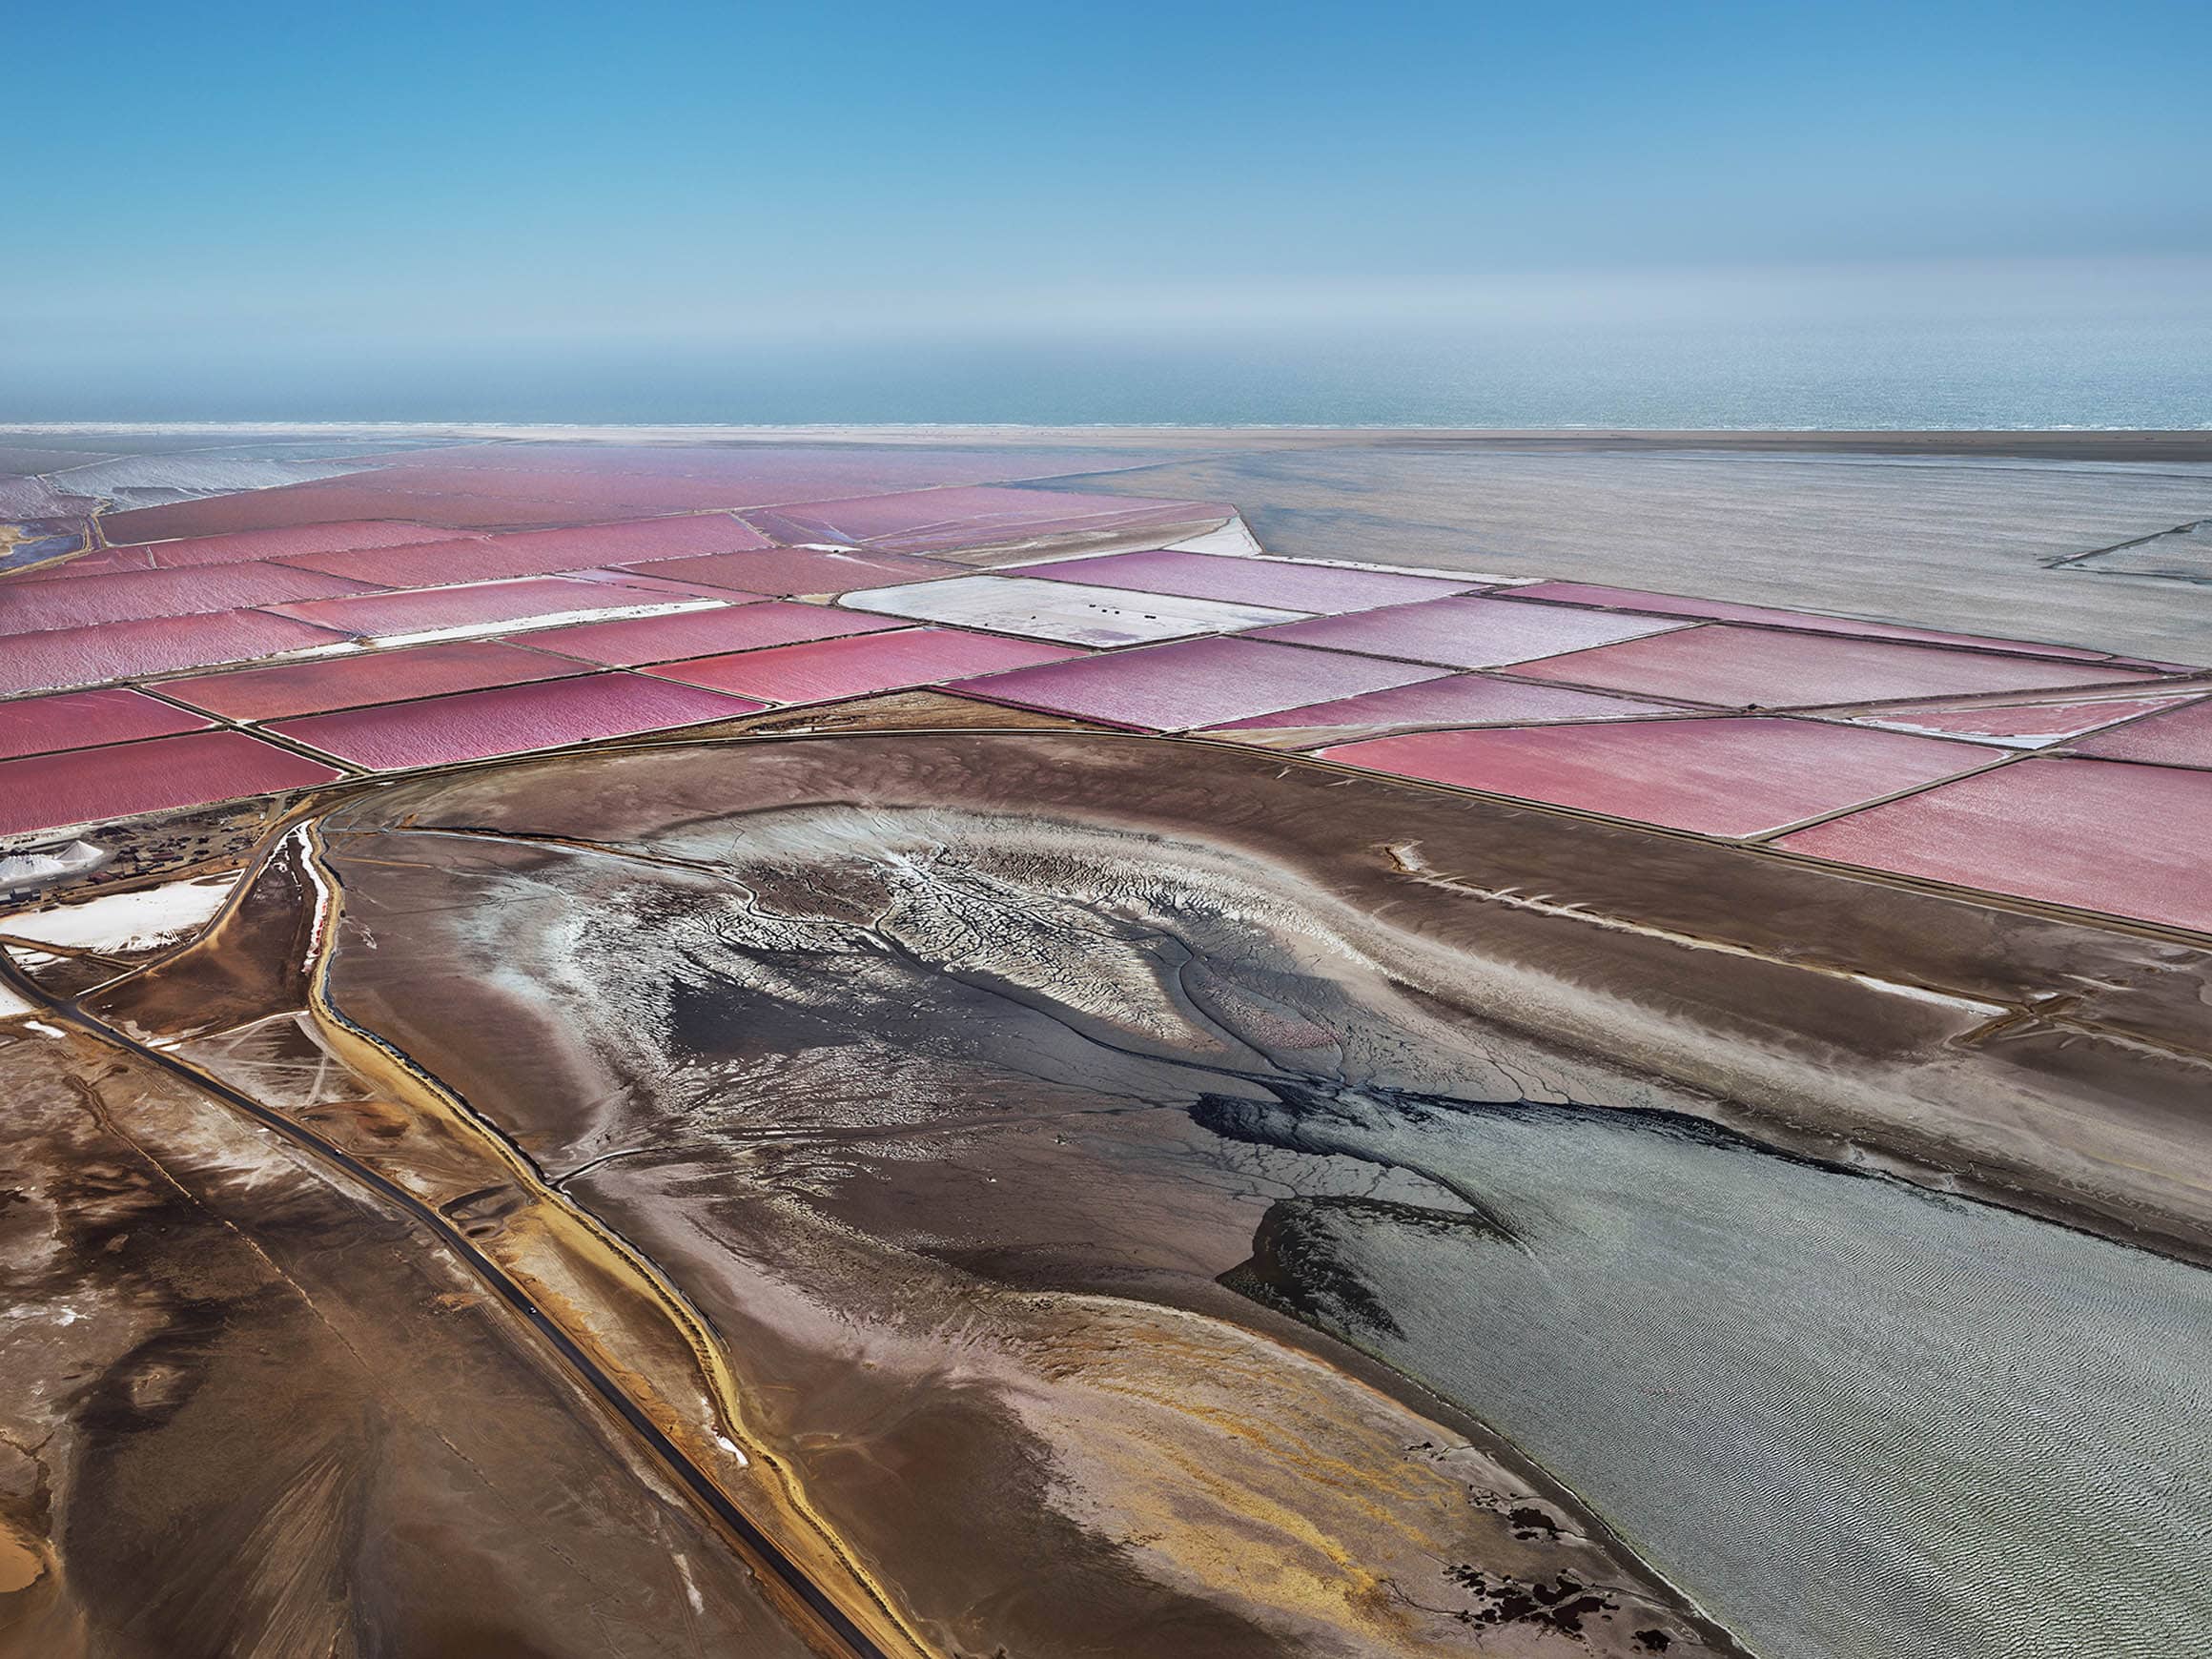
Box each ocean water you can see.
[10,282,2211,430]
[590,321,2210,429]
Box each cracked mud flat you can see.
[13,727,2212,1657]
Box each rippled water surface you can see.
[1222,1093,2212,1659]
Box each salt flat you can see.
[1034,433,2212,662]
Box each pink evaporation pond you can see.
[92,449,1178,543]
[1321,717,1989,837]
[1501,583,2132,664]
[163,640,588,722]
[1514,625,2162,708]
[0,686,212,762]
[265,577,694,640]
[646,627,1085,704]
[277,514,773,586]
[0,561,378,637]
[524,600,900,667]
[56,521,470,574]
[743,486,1233,555]
[0,610,351,696]
[0,729,343,836]
[555,567,758,602]
[946,636,1450,731]
[1778,757,2212,933]
[1252,595,1690,669]
[2069,695,2212,768]
[268,673,764,770]
[1201,673,1673,742]
[1841,690,2212,748]
[624,546,965,595]
[1012,549,1472,614]
[101,469,760,543]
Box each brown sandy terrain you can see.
[6,427,2210,1658]
[0,1021,821,1659]
[14,721,2202,1657]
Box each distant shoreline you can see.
[5,421,2211,462]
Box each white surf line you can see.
[1383,841,2008,1018]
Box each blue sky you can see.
[5,1,2208,418]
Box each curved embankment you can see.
[92,727,2212,1659]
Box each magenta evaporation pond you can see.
[2069,695,2212,768]
[0,686,213,762]
[1513,625,2165,707]
[1778,756,2212,932]
[0,729,343,836]
[742,485,1233,554]
[946,636,1451,730]
[278,514,774,586]
[265,577,686,640]
[266,672,765,770]
[91,521,473,571]
[1253,595,1690,669]
[524,601,902,667]
[0,610,352,696]
[162,640,590,722]
[1014,550,1473,614]
[1321,716,1989,837]
[625,546,965,595]
[1203,672,1673,737]
[0,561,379,637]
[645,626,1085,704]
[1500,583,2128,663]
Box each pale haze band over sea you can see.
[11,261,2210,430]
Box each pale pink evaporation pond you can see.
[1777,757,2212,933]
[1502,582,2138,664]
[0,561,379,636]
[742,486,1233,554]
[1252,595,1690,669]
[1321,717,1991,837]
[524,601,899,667]
[645,627,1085,704]
[1513,625,2166,708]
[266,577,701,640]
[0,686,212,761]
[2070,696,2212,768]
[268,673,764,770]
[1839,690,2212,747]
[1012,549,1473,614]
[0,729,342,836]
[275,514,774,586]
[556,567,764,603]
[163,640,589,722]
[0,610,351,696]
[622,546,965,596]
[1202,673,1673,742]
[49,521,470,575]
[98,446,1178,541]
[946,636,1450,731]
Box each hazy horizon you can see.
[8,254,2206,429]
[8,2,2208,426]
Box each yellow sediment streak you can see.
[288,823,933,1659]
